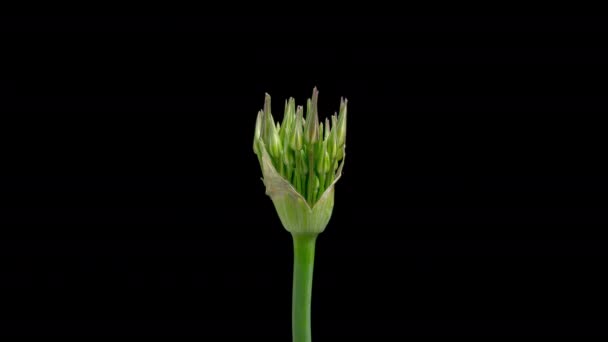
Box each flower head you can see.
[254,87,347,234]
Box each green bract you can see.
[254,87,347,234]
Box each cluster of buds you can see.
[253,87,347,234]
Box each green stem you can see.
[292,233,317,342]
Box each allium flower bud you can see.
[253,87,347,234]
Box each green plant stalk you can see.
[292,233,317,342]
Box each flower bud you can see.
[290,106,303,151]
[305,88,320,144]
[298,149,308,175]
[268,117,282,160]
[254,87,347,234]
[283,138,294,169]
[315,141,326,175]
[322,150,330,174]
[337,98,347,147]
[253,110,263,153]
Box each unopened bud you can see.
[337,98,347,147]
[254,87,347,232]
[290,105,304,151]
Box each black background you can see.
[1,15,607,337]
